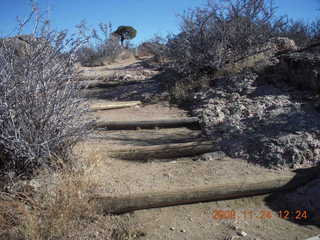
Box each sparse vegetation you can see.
[138,35,168,63]
[163,0,290,104]
[1,0,320,239]
[276,18,320,48]
[76,21,123,66]
[0,6,90,175]
[0,166,131,240]
[278,19,312,47]
[75,23,138,67]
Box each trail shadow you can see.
[264,166,320,227]
[105,58,158,71]
[90,130,202,146]
[80,58,168,102]
[82,80,161,102]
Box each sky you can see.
[0,0,319,45]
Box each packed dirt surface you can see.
[75,57,320,240]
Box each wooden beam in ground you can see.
[80,80,154,89]
[90,101,142,111]
[110,140,213,160]
[80,80,126,89]
[91,166,320,214]
[93,117,200,130]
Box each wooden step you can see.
[93,117,200,130]
[110,140,213,160]
[91,166,320,214]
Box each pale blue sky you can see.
[1,0,319,45]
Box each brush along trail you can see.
[76,56,319,240]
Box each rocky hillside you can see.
[191,38,320,223]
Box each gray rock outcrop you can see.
[193,71,320,168]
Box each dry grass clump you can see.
[0,166,131,240]
[0,139,135,240]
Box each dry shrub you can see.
[0,146,133,240]
[168,74,211,108]
[165,0,287,104]
[0,198,31,233]
[0,7,91,175]
[0,170,99,240]
[0,138,134,240]
[76,22,123,66]
[279,18,320,48]
[28,172,98,240]
[138,35,168,63]
[279,19,312,48]
[0,161,135,240]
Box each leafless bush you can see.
[139,35,168,63]
[0,7,91,175]
[273,17,320,48]
[165,0,287,103]
[163,0,290,104]
[310,18,320,41]
[100,34,123,62]
[75,45,101,66]
[76,22,123,66]
[278,19,312,47]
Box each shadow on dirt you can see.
[264,166,320,227]
[89,130,202,146]
[81,60,169,102]
[82,80,164,102]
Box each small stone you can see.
[170,227,175,231]
[199,151,226,161]
[181,229,186,233]
[230,225,240,231]
[238,231,247,237]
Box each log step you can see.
[93,117,200,130]
[110,140,214,160]
[91,166,320,214]
[90,101,141,111]
[80,80,154,89]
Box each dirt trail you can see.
[77,57,320,240]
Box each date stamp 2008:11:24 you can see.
[212,209,310,221]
